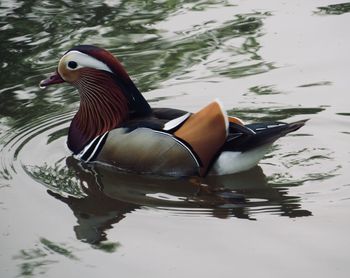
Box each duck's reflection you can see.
[44,157,311,244]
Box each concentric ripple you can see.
[0,109,74,185]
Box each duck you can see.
[40,45,306,177]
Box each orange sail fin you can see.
[174,100,228,176]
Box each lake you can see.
[1,0,350,277]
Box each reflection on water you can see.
[26,157,311,245]
[14,237,80,277]
[315,2,350,15]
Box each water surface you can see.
[1,0,350,277]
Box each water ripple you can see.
[0,109,73,183]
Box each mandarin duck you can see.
[40,45,306,177]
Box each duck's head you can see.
[40,45,150,116]
[40,45,132,88]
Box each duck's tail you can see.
[281,119,308,134]
[209,119,308,175]
[223,119,308,153]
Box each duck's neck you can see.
[68,70,129,154]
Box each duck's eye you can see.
[67,61,78,69]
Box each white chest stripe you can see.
[75,131,109,162]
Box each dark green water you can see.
[1,0,350,277]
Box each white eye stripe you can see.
[60,50,113,73]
